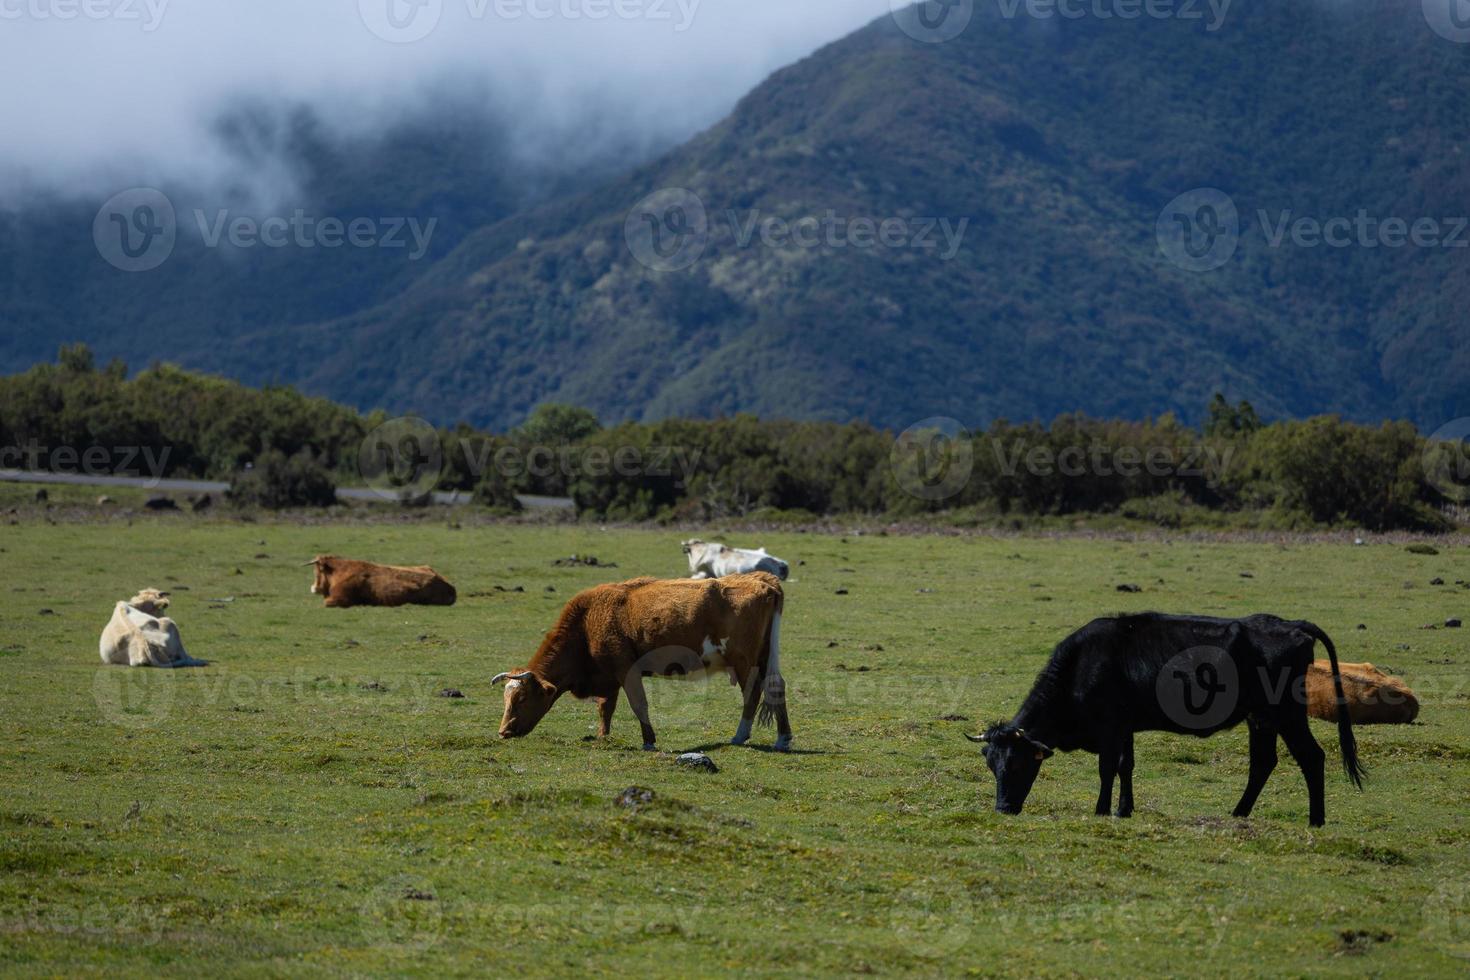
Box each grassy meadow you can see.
[1,505,1468,976]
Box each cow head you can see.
[680,539,715,574]
[304,556,335,595]
[127,589,170,615]
[967,723,1054,815]
[491,669,561,738]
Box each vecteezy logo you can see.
[358,417,444,502]
[624,188,709,272]
[1421,879,1470,960]
[628,645,725,733]
[889,879,973,958]
[93,188,176,273]
[359,0,442,43]
[1423,417,1470,504]
[93,667,175,729]
[1157,188,1240,272]
[891,0,974,43]
[891,417,973,502]
[1424,0,1470,43]
[360,875,444,950]
[1156,646,1239,730]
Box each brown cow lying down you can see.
[492,572,791,751]
[1307,661,1419,724]
[305,556,456,608]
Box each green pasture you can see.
[1,516,1467,976]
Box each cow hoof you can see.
[642,743,658,752]
[731,735,749,746]
[773,736,792,752]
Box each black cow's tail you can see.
[1303,622,1365,789]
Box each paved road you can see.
[0,469,573,510]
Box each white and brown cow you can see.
[99,590,206,668]
[492,573,791,751]
[681,539,789,580]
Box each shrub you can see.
[229,450,338,509]
[472,468,523,515]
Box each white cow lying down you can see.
[99,590,206,668]
[681,540,790,580]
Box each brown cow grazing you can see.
[492,573,791,751]
[304,556,457,608]
[1307,661,1419,724]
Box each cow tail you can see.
[756,587,785,728]
[1304,622,1365,789]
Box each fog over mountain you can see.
[0,0,891,204]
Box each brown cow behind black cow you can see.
[1306,661,1419,725]
[305,556,456,608]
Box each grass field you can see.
[2,511,1469,976]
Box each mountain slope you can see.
[10,1,1470,432]
[0,103,655,376]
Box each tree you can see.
[1205,393,1262,438]
[58,343,95,373]
[515,404,601,446]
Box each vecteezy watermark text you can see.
[624,187,969,272]
[727,211,968,259]
[485,444,704,481]
[193,210,437,259]
[890,417,1236,503]
[358,0,701,43]
[0,0,168,30]
[994,0,1232,30]
[889,0,1231,45]
[93,188,439,272]
[357,416,706,501]
[1158,188,1470,272]
[1,441,171,484]
[990,440,1234,482]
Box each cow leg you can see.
[622,674,658,751]
[1095,745,1118,816]
[1278,714,1327,827]
[1115,734,1135,818]
[770,688,793,752]
[733,667,761,746]
[597,689,619,738]
[1232,715,1279,818]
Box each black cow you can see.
[970,613,1364,827]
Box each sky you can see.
[0,0,894,203]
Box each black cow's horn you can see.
[965,733,989,743]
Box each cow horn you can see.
[491,671,536,686]
[965,733,989,743]
[300,559,321,566]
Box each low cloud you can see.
[0,0,891,205]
